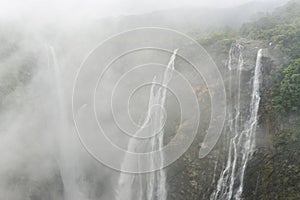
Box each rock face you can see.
[167,37,300,200]
[167,39,270,199]
[0,30,298,199]
[243,48,300,199]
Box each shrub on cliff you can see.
[272,58,300,114]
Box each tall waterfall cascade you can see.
[117,49,178,200]
[211,45,263,200]
[49,46,87,200]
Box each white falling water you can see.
[117,49,178,200]
[234,48,262,200]
[211,46,263,200]
[48,46,73,199]
[48,46,87,200]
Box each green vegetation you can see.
[196,28,238,55]
[272,59,300,114]
[195,1,300,199]
[193,0,300,116]
[271,124,300,199]
[238,2,300,199]
[238,0,300,116]
[240,0,300,61]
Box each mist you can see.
[0,0,296,199]
[0,0,288,21]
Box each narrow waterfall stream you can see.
[48,46,84,200]
[235,48,262,200]
[117,49,178,200]
[48,46,74,200]
[211,46,263,200]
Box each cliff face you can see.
[0,26,298,200]
[167,39,267,199]
[168,38,300,199]
[243,47,300,199]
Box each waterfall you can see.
[211,46,263,200]
[234,48,262,199]
[117,49,178,200]
[47,46,72,199]
[48,46,85,200]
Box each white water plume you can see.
[234,48,262,200]
[211,45,263,200]
[117,49,178,200]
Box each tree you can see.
[272,58,300,113]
